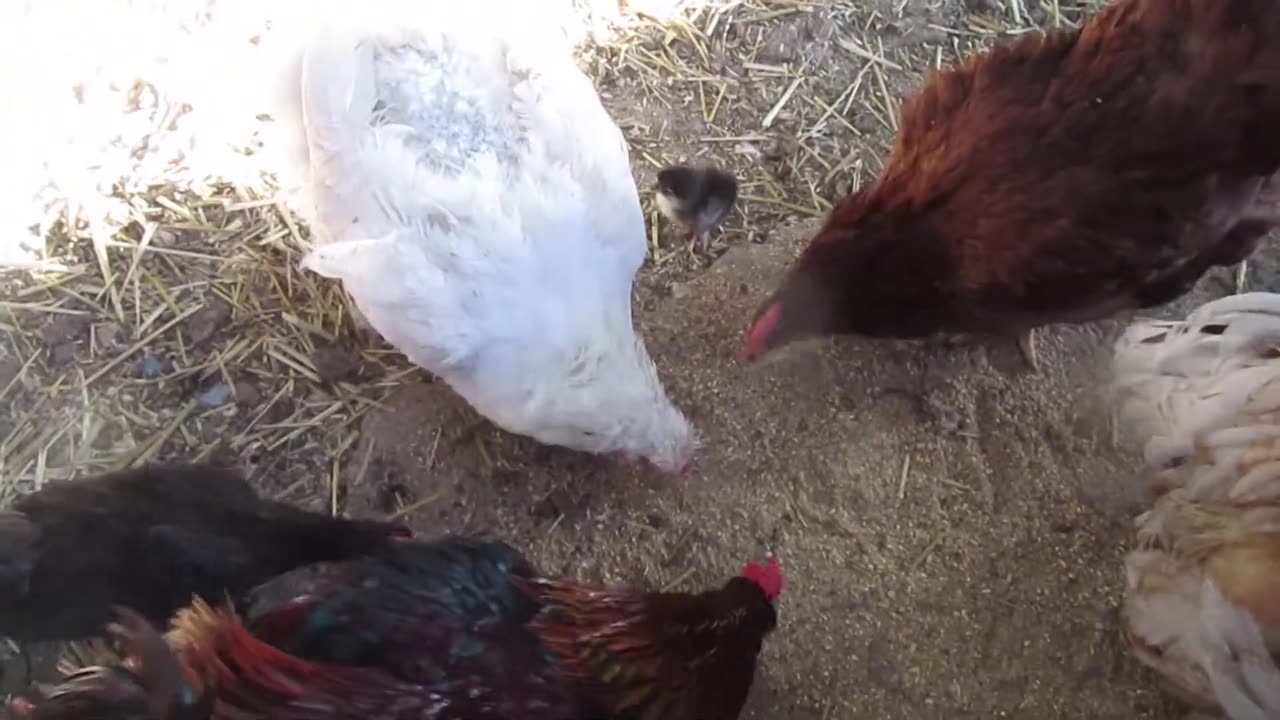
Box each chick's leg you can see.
[687,225,709,254]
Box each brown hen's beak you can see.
[737,301,783,363]
[736,341,764,363]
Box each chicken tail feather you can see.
[3,607,208,720]
[298,29,378,177]
[168,598,418,719]
[1196,579,1280,720]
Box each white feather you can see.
[1114,294,1280,717]
[1124,554,1280,720]
[1112,293,1280,473]
[291,1,696,470]
[1196,580,1280,720]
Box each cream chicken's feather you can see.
[292,4,695,471]
[1111,292,1280,718]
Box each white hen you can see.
[1111,292,1280,719]
[291,3,696,472]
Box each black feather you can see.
[0,464,408,642]
[241,537,588,718]
[655,165,738,231]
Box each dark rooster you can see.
[738,0,1280,371]
[3,537,783,720]
[0,463,411,644]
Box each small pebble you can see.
[184,299,232,346]
[233,380,261,406]
[50,342,78,367]
[532,495,562,521]
[312,344,363,384]
[197,382,233,407]
[137,356,166,378]
[95,324,121,350]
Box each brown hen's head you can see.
[738,263,844,363]
[737,182,945,362]
[736,193,878,364]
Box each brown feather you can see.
[163,599,423,720]
[742,0,1280,361]
[514,575,777,720]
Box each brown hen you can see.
[741,0,1280,371]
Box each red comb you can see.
[740,555,784,601]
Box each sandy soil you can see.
[334,217,1268,720]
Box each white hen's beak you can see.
[612,449,695,476]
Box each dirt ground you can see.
[2,0,1261,717]
[339,216,1255,720]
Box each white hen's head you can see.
[463,155,697,472]
[517,333,698,474]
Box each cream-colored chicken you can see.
[1111,292,1280,719]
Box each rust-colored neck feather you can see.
[515,576,777,720]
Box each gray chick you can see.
[655,165,738,253]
